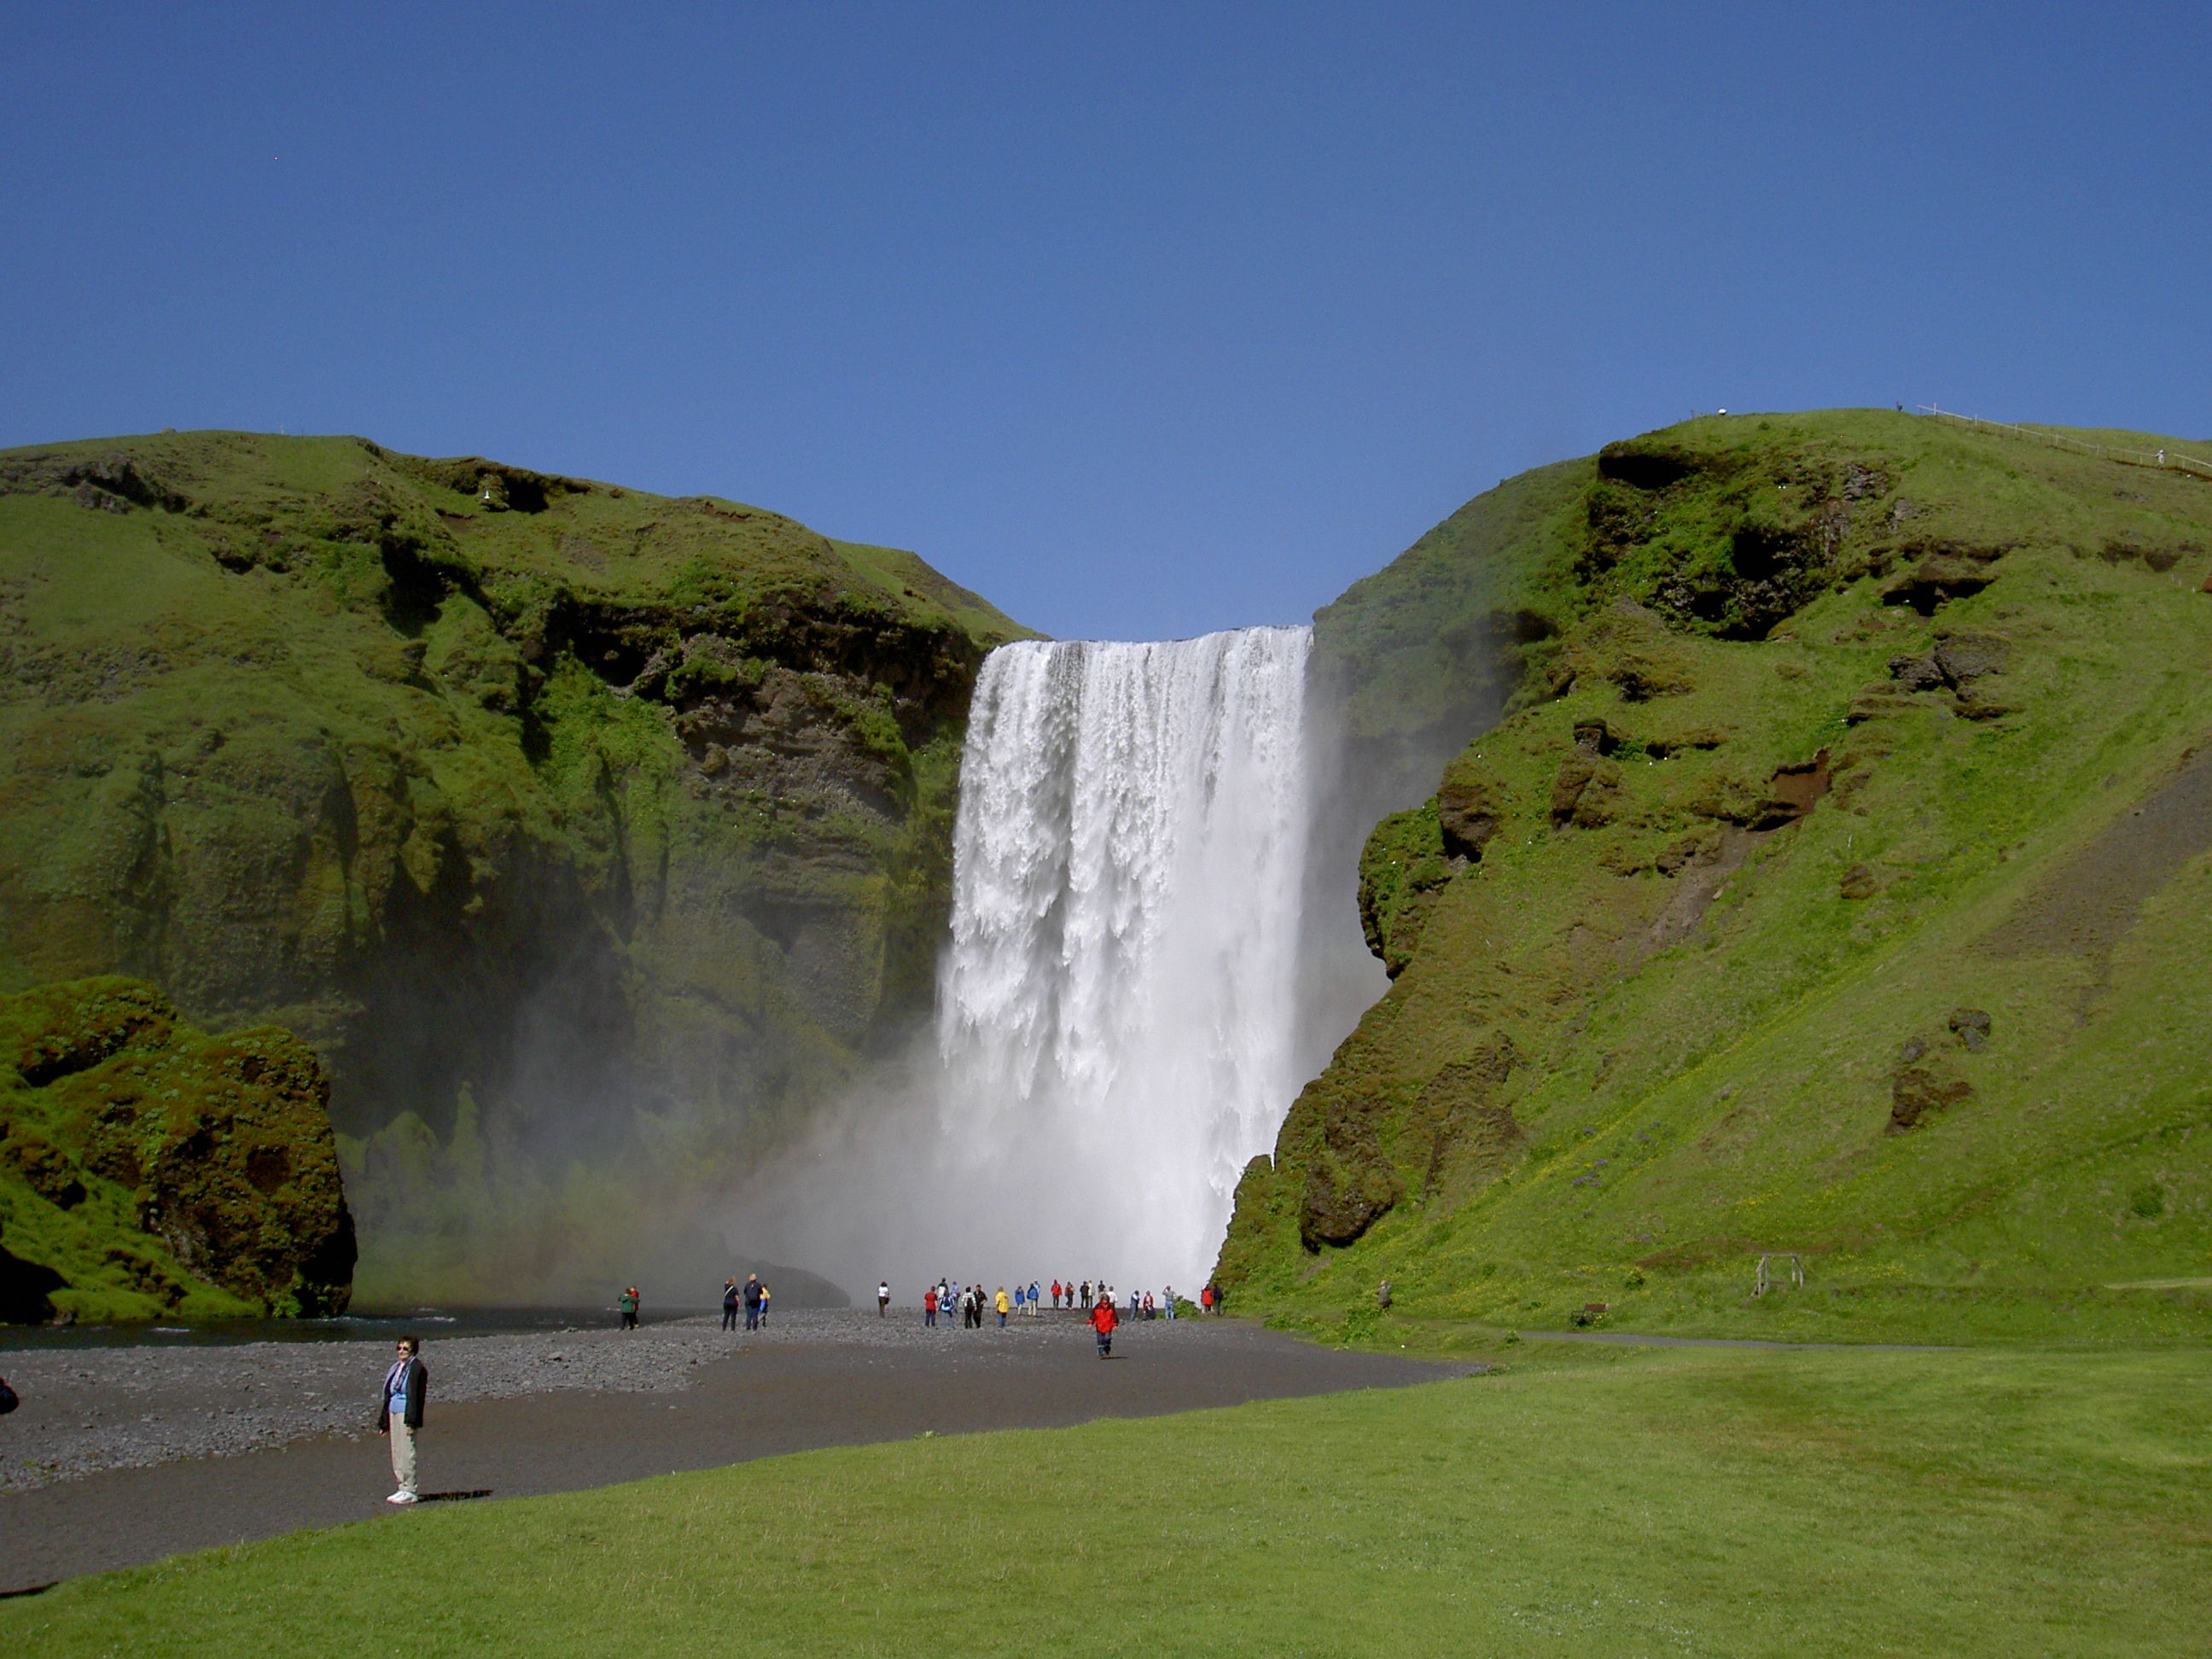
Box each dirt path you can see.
[0,1313,1464,1592]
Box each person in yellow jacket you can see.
[994,1286,1010,1327]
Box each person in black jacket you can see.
[377,1336,428,1505]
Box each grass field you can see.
[6,1339,2205,1656]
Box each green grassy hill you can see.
[0,431,1027,1308]
[1223,409,2212,1343]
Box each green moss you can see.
[0,976,354,1321]
[0,430,1032,1301]
[1231,409,2212,1344]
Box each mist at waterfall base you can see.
[729,626,1385,1295]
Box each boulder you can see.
[1436,764,1505,862]
[0,979,357,1319]
[1551,754,1624,828]
[1947,1007,1994,1052]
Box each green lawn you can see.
[8,1342,2205,1656]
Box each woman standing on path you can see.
[721,1278,740,1332]
[1090,1294,1117,1359]
[377,1336,428,1505]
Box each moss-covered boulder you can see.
[0,976,355,1321]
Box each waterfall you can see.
[934,626,1326,1283]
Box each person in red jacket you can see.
[1090,1292,1117,1359]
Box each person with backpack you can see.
[377,1336,428,1505]
[1090,1292,1117,1359]
[1027,1280,1042,1315]
[721,1278,740,1332]
[742,1273,763,1330]
[618,1287,640,1330]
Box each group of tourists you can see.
[367,1268,1239,1505]
[899,1276,1229,1326]
[920,1279,1044,1326]
[719,1273,772,1330]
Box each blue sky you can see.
[5,5,2206,641]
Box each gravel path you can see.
[0,1318,737,1493]
[0,1310,1467,1592]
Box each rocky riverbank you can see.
[0,1317,740,1493]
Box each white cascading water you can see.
[934,626,1319,1284]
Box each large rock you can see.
[0,977,355,1319]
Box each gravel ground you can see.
[0,1307,1231,1493]
[0,1317,740,1493]
[0,1308,1466,1592]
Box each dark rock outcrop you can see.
[1,978,355,1319]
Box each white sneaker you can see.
[387,1491,418,1505]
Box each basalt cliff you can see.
[0,431,1025,1312]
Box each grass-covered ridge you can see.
[3,1343,2202,1655]
[1225,409,2212,1343]
[0,431,1028,1306]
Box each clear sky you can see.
[5,5,2206,641]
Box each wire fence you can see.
[1918,405,2212,482]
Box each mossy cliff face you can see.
[0,433,1027,1300]
[1225,410,2212,1343]
[0,977,354,1321]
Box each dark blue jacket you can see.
[378,1356,428,1431]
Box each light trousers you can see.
[389,1423,417,1495]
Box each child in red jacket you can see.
[1091,1294,1118,1359]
